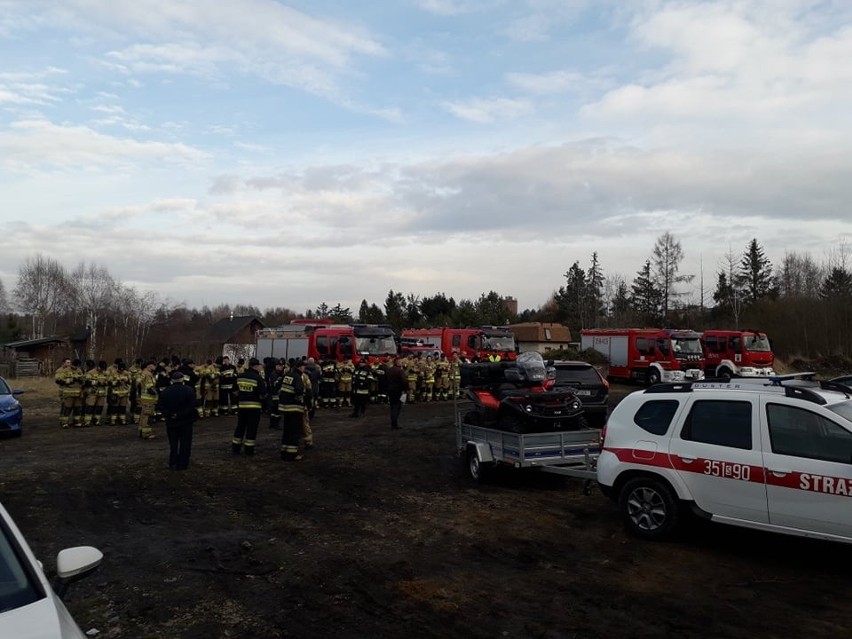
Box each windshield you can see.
[671,338,703,354]
[0,378,9,394]
[482,335,515,351]
[355,336,398,355]
[745,334,772,352]
[0,520,41,614]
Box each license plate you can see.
[575,390,592,396]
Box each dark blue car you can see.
[0,376,24,437]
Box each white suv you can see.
[597,376,852,543]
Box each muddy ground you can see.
[2,380,852,639]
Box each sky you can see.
[1,0,851,315]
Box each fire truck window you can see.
[767,404,852,464]
[633,400,680,436]
[636,338,652,355]
[705,336,720,352]
[316,336,328,355]
[681,400,753,449]
[729,336,742,352]
[452,335,461,347]
[468,336,478,349]
[656,338,670,356]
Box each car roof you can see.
[644,375,852,408]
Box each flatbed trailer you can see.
[456,408,601,493]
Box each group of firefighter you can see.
[313,351,466,408]
[53,350,468,444]
[53,355,244,434]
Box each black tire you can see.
[467,449,490,482]
[567,414,588,431]
[618,476,679,540]
[718,367,733,381]
[647,369,662,386]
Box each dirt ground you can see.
[2,379,852,639]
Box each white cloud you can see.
[440,97,534,123]
[0,119,207,170]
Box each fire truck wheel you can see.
[718,368,733,380]
[467,449,491,482]
[647,369,662,386]
[619,476,680,540]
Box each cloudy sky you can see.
[1,0,851,314]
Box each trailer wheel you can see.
[463,410,481,425]
[619,477,679,540]
[647,369,661,386]
[467,449,491,482]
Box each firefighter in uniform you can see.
[267,359,285,429]
[373,357,389,404]
[199,359,219,418]
[337,358,354,407]
[138,360,158,440]
[300,364,314,449]
[54,358,83,428]
[451,352,464,398]
[404,355,419,404]
[218,356,238,415]
[83,360,110,426]
[278,360,306,461]
[107,359,131,425]
[232,358,267,456]
[421,355,436,402]
[435,354,451,401]
[320,359,338,407]
[152,360,172,423]
[128,358,143,424]
[349,359,374,418]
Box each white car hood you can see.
[0,595,85,639]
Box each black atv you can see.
[461,352,586,434]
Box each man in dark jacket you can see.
[278,360,306,461]
[157,371,198,470]
[386,357,410,430]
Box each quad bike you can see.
[460,352,586,434]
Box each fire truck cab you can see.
[401,327,517,361]
[580,328,705,385]
[257,323,397,364]
[701,329,775,378]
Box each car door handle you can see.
[677,456,696,463]
[768,468,791,477]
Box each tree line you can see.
[2,236,852,362]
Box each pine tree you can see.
[739,239,774,303]
[630,260,662,325]
[820,267,852,300]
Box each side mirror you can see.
[53,546,103,598]
[12,389,24,396]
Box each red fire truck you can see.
[701,329,775,378]
[256,323,397,364]
[580,328,705,385]
[401,327,517,361]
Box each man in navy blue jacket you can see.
[157,371,198,470]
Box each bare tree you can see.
[0,278,7,313]
[71,262,115,359]
[715,247,744,328]
[13,254,71,338]
[652,232,693,321]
